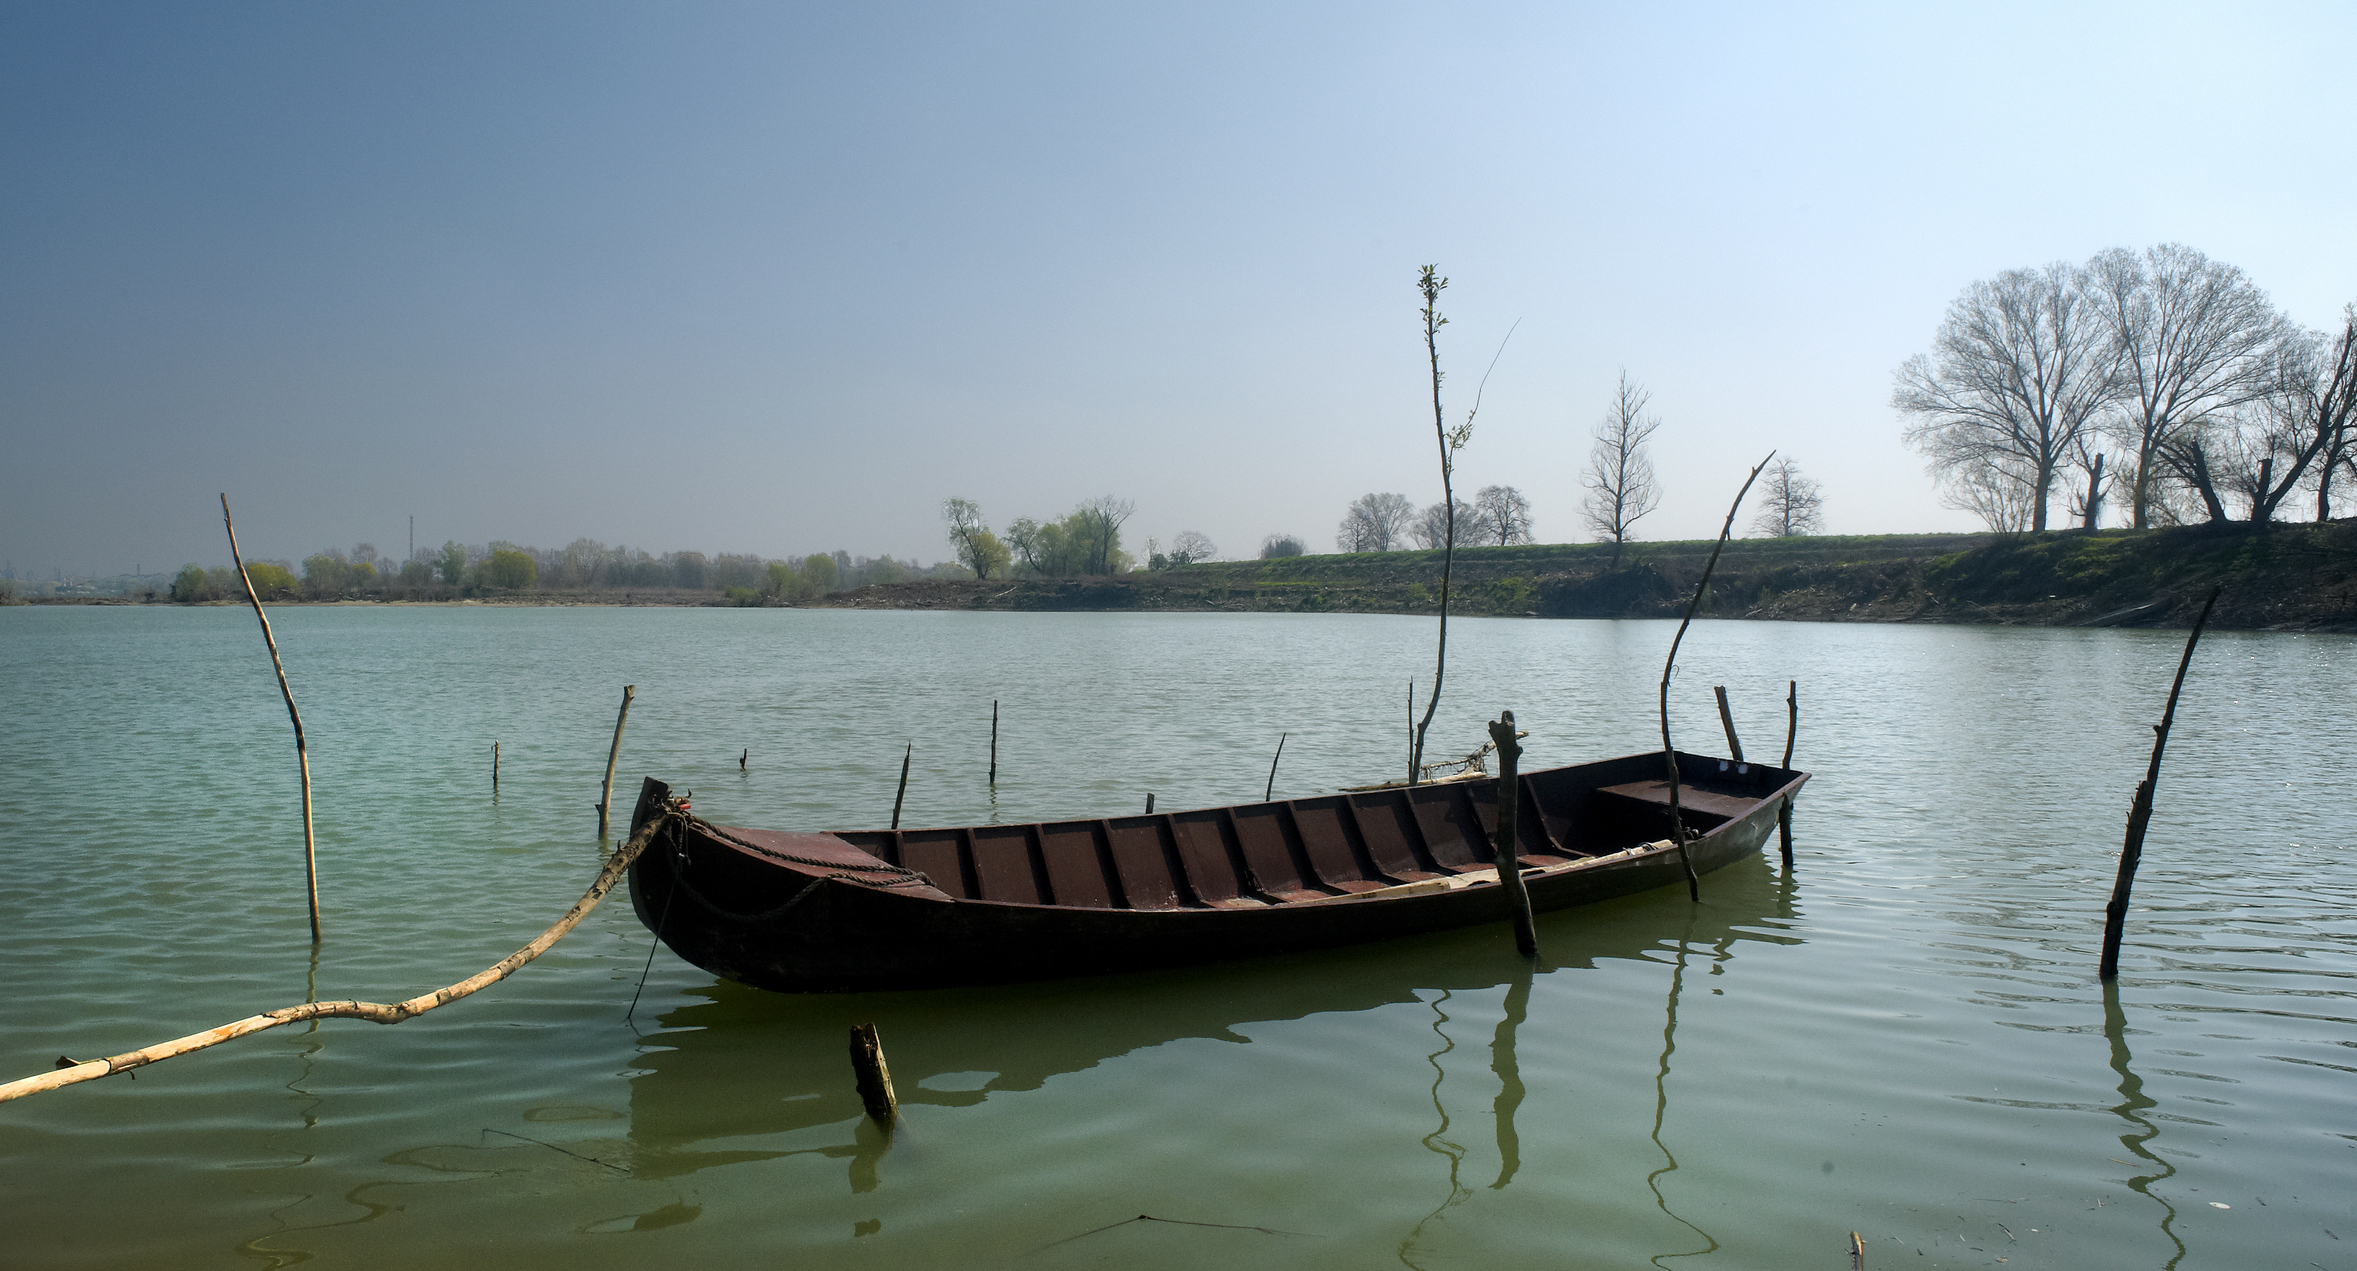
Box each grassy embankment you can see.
[822,522,2357,632]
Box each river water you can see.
[1,605,2350,1269]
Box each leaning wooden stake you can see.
[1405,679,1415,786]
[1265,732,1287,802]
[1849,1230,1865,1270]
[849,1022,898,1124]
[221,494,321,943]
[1712,685,1744,762]
[1488,710,1540,958]
[595,685,635,840]
[1657,455,1773,902]
[1778,680,1797,869]
[739,747,747,771]
[988,699,999,785]
[0,810,676,1103]
[890,743,912,829]
[2100,585,2221,980]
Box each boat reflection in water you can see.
[625,854,1802,1251]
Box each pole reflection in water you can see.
[2103,979,2185,1270]
[1398,989,1473,1269]
[1489,964,1530,1190]
[1399,956,1534,1267]
[1642,913,1715,1267]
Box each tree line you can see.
[168,538,967,603]
[1897,242,2357,532]
[1322,375,1824,563]
[1332,485,1534,553]
[943,496,1185,577]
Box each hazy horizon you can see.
[7,2,2352,578]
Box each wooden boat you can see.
[625,749,1807,993]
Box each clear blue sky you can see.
[5,1,2352,576]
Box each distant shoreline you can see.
[20,523,2355,632]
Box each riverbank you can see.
[37,522,2355,630]
[814,522,2357,632]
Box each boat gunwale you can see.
[682,760,1809,918]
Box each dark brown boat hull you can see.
[628,750,1805,993]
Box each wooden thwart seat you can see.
[1595,780,1758,823]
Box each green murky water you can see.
[2,606,2350,1268]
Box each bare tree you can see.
[1941,455,2037,532]
[1749,460,1824,537]
[1581,370,1661,564]
[1894,261,2118,533]
[2164,309,2357,523]
[1409,264,1509,784]
[1410,498,1492,549]
[1168,529,1217,565]
[1336,492,1416,552]
[2312,308,2357,521]
[1472,485,1534,545]
[2065,436,2109,529]
[2087,244,2288,528]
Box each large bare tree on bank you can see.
[2162,307,2357,523]
[1410,498,1491,549]
[1580,371,1661,565]
[1473,484,1534,545]
[1337,492,1416,552]
[1750,459,1825,536]
[1894,262,2118,533]
[2311,309,2357,521]
[2086,243,2287,528]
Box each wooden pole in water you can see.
[848,1022,898,1125]
[1488,710,1540,958]
[492,741,499,791]
[1406,680,1416,787]
[595,685,635,841]
[989,699,998,785]
[2100,585,2221,980]
[220,494,321,943]
[1657,455,1773,903]
[1849,1230,1865,1270]
[891,743,912,829]
[739,747,747,771]
[1778,679,1797,869]
[1266,732,1287,802]
[1712,685,1744,762]
[1145,792,1155,814]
